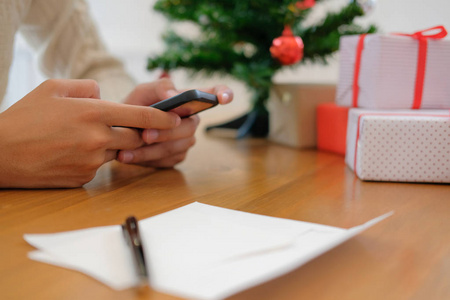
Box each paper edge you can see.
[28,250,134,291]
[23,204,394,300]
[156,210,394,300]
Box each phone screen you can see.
[171,100,216,118]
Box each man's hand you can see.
[0,79,180,188]
[118,78,233,167]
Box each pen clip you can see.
[122,216,149,286]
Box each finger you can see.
[153,78,179,100]
[141,115,200,144]
[116,136,196,164]
[125,78,177,106]
[135,152,188,168]
[200,85,233,104]
[40,79,101,99]
[94,100,181,129]
[107,127,144,150]
[104,150,119,163]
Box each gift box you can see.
[336,26,450,109]
[316,103,349,156]
[345,108,450,183]
[268,83,336,148]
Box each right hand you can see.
[0,79,180,188]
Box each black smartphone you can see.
[150,89,218,118]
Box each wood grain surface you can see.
[1,130,449,300]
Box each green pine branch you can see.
[147,0,376,108]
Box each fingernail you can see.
[144,129,159,143]
[221,92,230,104]
[120,151,134,163]
[173,114,181,126]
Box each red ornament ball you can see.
[270,26,304,65]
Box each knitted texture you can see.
[0,0,134,104]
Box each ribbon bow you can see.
[397,25,448,40]
[396,26,448,109]
[352,26,448,109]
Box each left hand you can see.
[117,78,233,168]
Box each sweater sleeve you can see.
[18,0,135,102]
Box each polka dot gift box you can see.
[345,109,450,183]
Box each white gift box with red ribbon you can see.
[336,26,450,109]
[345,108,450,183]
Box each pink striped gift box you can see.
[336,27,450,109]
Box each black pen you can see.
[122,216,149,286]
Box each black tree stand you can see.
[205,107,269,139]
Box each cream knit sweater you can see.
[0,0,135,104]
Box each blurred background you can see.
[3,0,450,123]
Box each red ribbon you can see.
[352,26,448,108]
[352,34,367,107]
[396,26,448,109]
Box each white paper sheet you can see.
[24,202,392,300]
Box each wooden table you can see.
[1,130,449,300]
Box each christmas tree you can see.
[147,0,376,137]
